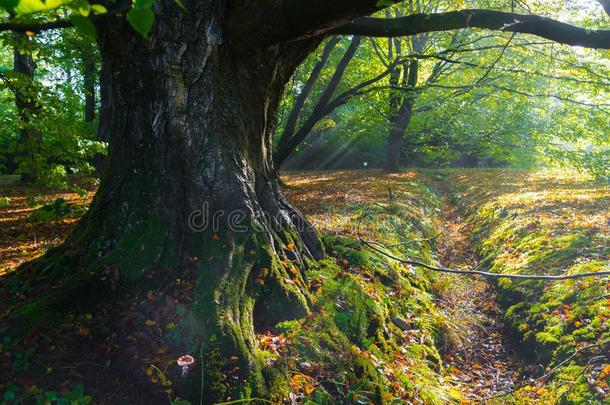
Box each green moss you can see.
[447,170,609,402]
[97,215,172,279]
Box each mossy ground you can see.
[1,169,608,404]
[265,170,458,404]
[0,170,462,404]
[447,169,610,403]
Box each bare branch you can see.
[362,240,610,280]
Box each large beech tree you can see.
[1,0,610,401]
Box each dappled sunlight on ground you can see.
[0,178,95,276]
[282,169,438,242]
[0,169,608,402]
[449,169,610,403]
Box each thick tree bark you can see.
[5,1,322,401]
[13,34,42,183]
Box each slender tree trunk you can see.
[5,3,322,401]
[279,36,340,146]
[274,36,361,167]
[13,34,42,183]
[383,60,418,172]
[82,51,96,123]
[85,49,108,173]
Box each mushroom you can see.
[177,354,195,377]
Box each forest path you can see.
[434,189,520,402]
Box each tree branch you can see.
[228,0,399,45]
[332,9,610,49]
[280,36,341,145]
[275,36,362,166]
[362,240,610,280]
[0,19,72,33]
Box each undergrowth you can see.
[269,170,463,404]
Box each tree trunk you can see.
[383,60,418,172]
[82,51,96,123]
[274,36,361,167]
[13,34,42,183]
[5,3,322,401]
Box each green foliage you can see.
[277,2,609,174]
[28,197,87,221]
[0,26,106,189]
[69,15,96,39]
[127,7,155,37]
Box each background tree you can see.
[9,32,42,182]
[0,27,104,189]
[277,1,609,176]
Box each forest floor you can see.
[434,191,520,401]
[0,170,608,404]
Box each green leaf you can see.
[72,0,90,16]
[69,14,97,39]
[3,391,16,402]
[127,8,155,37]
[0,0,18,13]
[90,4,107,14]
[13,0,68,15]
[74,384,84,397]
[173,0,186,10]
[78,4,90,16]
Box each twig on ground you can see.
[361,240,610,281]
[480,340,609,401]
